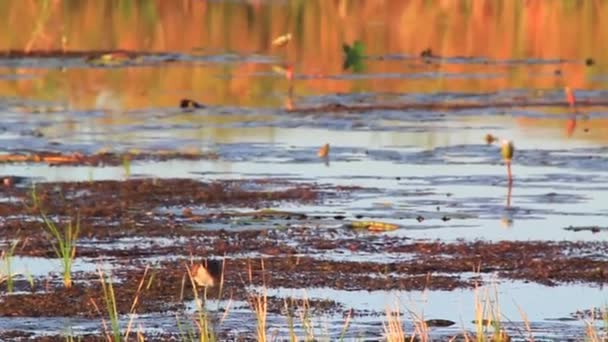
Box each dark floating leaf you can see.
[180,98,205,109]
[564,226,607,233]
[425,319,455,327]
[420,48,435,58]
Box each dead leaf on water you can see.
[347,221,399,232]
[86,52,135,66]
[272,33,292,47]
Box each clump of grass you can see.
[338,308,353,342]
[250,288,268,342]
[247,259,269,342]
[297,294,316,341]
[63,326,82,342]
[283,298,297,342]
[40,213,80,289]
[30,184,80,289]
[1,239,19,293]
[466,281,510,342]
[383,304,405,342]
[408,308,430,342]
[98,269,121,341]
[122,155,131,178]
[583,306,608,342]
[91,267,151,342]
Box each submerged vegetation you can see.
[31,185,80,289]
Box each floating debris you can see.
[420,48,435,58]
[0,150,217,166]
[564,226,607,233]
[86,52,141,67]
[272,33,292,47]
[317,143,330,158]
[425,319,455,327]
[346,220,399,232]
[485,133,498,145]
[0,152,84,165]
[180,98,205,109]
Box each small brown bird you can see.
[190,264,215,287]
[317,143,330,158]
[501,139,514,183]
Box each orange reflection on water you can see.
[0,1,606,110]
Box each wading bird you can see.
[501,140,514,183]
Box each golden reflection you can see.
[501,181,514,229]
[565,116,577,137]
[0,1,608,144]
[1,1,606,107]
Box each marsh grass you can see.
[30,184,80,289]
[383,305,406,342]
[583,306,608,342]
[91,267,151,342]
[462,281,513,342]
[338,308,353,342]
[283,298,297,342]
[247,258,268,342]
[96,269,121,341]
[177,262,223,342]
[122,155,131,178]
[1,239,18,293]
[298,295,315,341]
[408,308,430,342]
[64,327,83,342]
[41,213,80,289]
